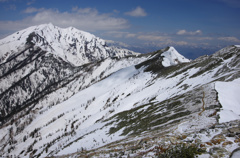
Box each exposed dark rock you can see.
[229,127,240,134]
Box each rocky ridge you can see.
[63,120,240,158]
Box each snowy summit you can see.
[0,23,139,66]
[161,46,190,67]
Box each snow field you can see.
[215,78,240,123]
[161,46,190,67]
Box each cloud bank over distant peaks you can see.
[177,29,202,36]
[125,6,147,17]
[103,29,240,53]
[0,7,129,33]
[218,36,240,43]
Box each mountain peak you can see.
[161,46,190,67]
[0,24,139,66]
[38,23,55,28]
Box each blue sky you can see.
[0,0,240,58]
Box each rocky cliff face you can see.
[0,24,240,158]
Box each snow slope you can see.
[161,46,190,67]
[215,78,240,123]
[1,45,234,157]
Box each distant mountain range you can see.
[0,24,240,158]
[106,39,222,60]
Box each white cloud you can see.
[104,31,128,38]
[0,8,129,32]
[141,40,192,48]
[175,41,189,46]
[105,40,130,47]
[137,35,169,41]
[27,0,35,5]
[126,33,136,38]
[125,6,147,17]
[104,31,137,39]
[218,36,240,43]
[104,31,168,41]
[105,31,170,42]
[188,37,213,40]
[23,7,44,13]
[177,29,202,35]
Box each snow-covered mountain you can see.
[0,23,138,66]
[0,23,141,123]
[0,24,240,158]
